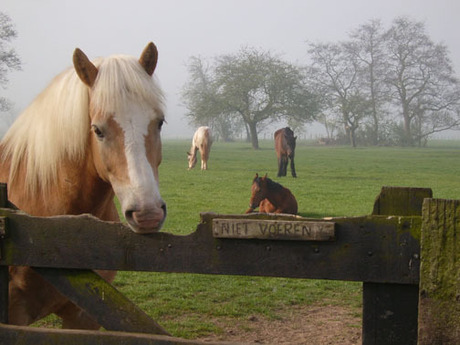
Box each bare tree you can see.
[306,17,460,146]
[383,17,460,146]
[307,42,371,147]
[348,19,389,145]
[0,12,21,113]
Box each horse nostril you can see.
[125,210,134,222]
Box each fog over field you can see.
[2,0,460,139]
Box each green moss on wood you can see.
[419,199,460,344]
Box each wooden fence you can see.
[0,184,458,345]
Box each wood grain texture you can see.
[418,199,460,345]
[33,268,169,335]
[0,209,420,284]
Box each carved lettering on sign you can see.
[212,219,335,241]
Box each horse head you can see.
[284,128,297,158]
[187,151,197,169]
[248,173,269,210]
[73,43,166,234]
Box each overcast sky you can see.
[2,0,460,138]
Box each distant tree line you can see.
[182,17,460,147]
[181,48,319,149]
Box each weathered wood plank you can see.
[362,186,431,345]
[0,183,8,324]
[33,268,169,336]
[0,323,231,345]
[0,267,7,324]
[0,183,7,208]
[372,186,432,217]
[362,283,419,345]
[0,183,18,210]
[212,218,335,241]
[0,210,421,284]
[418,199,460,345]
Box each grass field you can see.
[110,139,460,339]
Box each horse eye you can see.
[158,120,164,130]
[92,125,104,139]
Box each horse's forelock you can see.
[91,55,164,120]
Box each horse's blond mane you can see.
[1,54,164,196]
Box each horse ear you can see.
[264,173,268,179]
[139,42,158,76]
[73,48,98,87]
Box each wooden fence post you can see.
[0,183,8,324]
[363,186,432,345]
[418,199,460,344]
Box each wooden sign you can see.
[212,218,335,241]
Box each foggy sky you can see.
[2,0,460,138]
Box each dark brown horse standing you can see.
[245,173,298,215]
[274,127,297,177]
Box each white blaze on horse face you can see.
[112,102,166,234]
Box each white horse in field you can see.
[187,126,212,170]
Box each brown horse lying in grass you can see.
[245,173,298,215]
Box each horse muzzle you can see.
[124,202,167,234]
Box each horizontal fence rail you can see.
[0,209,421,284]
[0,323,223,345]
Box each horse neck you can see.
[264,185,289,206]
[2,146,116,220]
[189,144,198,159]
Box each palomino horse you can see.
[245,173,298,215]
[0,42,166,329]
[187,126,213,170]
[274,127,297,177]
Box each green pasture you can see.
[117,139,460,339]
[37,139,460,338]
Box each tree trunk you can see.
[244,123,251,143]
[343,110,356,148]
[248,122,259,149]
[369,67,379,146]
[371,115,379,146]
[402,99,413,146]
[349,128,357,148]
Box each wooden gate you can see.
[0,184,458,344]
